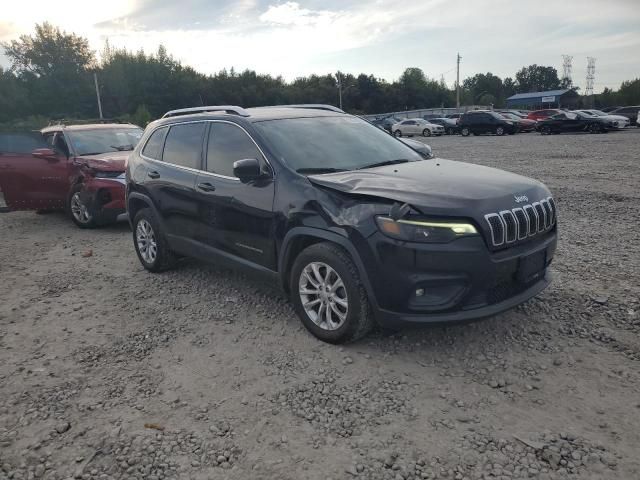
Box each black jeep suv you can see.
[458,110,519,136]
[126,105,557,343]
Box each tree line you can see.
[1,23,638,127]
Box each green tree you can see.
[514,65,562,93]
[2,22,95,117]
[463,72,505,106]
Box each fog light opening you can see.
[415,288,425,297]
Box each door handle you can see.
[147,170,160,179]
[197,182,216,192]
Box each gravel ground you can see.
[1,128,639,480]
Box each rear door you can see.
[195,121,276,269]
[0,131,69,211]
[142,122,206,242]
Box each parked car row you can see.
[370,104,639,138]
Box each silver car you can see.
[576,109,630,129]
[392,118,445,137]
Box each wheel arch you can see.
[279,227,379,311]
[127,192,165,230]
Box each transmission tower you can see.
[561,55,573,87]
[585,57,596,96]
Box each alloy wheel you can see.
[136,219,158,264]
[299,262,348,331]
[70,193,92,224]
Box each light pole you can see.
[335,72,354,110]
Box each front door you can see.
[0,131,69,210]
[195,121,276,270]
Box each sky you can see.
[1,0,639,92]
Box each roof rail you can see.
[258,104,345,113]
[162,106,250,118]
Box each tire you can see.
[460,127,470,137]
[132,208,177,272]
[393,130,402,137]
[68,185,98,229]
[290,242,374,344]
[540,125,551,135]
[495,126,505,136]
[422,128,431,137]
[447,128,455,135]
[588,123,602,134]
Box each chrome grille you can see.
[484,197,556,248]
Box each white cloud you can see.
[1,0,639,90]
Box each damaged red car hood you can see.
[75,151,129,172]
[307,158,550,215]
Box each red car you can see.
[526,109,563,121]
[499,113,537,132]
[0,123,142,228]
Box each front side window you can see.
[0,132,47,154]
[142,127,167,160]
[254,116,423,173]
[66,128,143,156]
[206,123,263,177]
[162,123,206,170]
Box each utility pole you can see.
[456,53,461,108]
[336,72,343,110]
[561,54,573,87]
[585,57,596,107]
[93,73,103,120]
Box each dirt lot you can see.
[1,129,639,480]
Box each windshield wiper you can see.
[110,144,134,151]
[356,159,410,170]
[296,167,347,174]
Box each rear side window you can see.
[142,127,167,160]
[162,123,206,169]
[0,132,47,153]
[206,123,263,178]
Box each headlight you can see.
[376,216,478,243]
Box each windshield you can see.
[500,113,519,120]
[254,116,423,173]
[590,110,607,116]
[67,127,144,156]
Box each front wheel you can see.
[290,243,374,344]
[495,126,505,136]
[460,127,470,137]
[540,125,551,135]
[422,129,431,137]
[132,208,177,272]
[393,130,402,138]
[588,123,603,134]
[68,186,97,229]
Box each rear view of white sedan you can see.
[392,118,445,137]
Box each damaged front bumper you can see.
[79,175,127,221]
[362,230,557,328]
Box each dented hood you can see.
[75,151,129,172]
[307,158,550,215]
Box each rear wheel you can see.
[132,208,177,272]
[460,127,470,137]
[68,185,97,229]
[290,243,374,344]
[540,125,551,135]
[393,130,402,138]
[422,128,431,137]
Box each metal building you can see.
[506,89,579,109]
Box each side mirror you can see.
[233,158,263,182]
[32,148,59,161]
